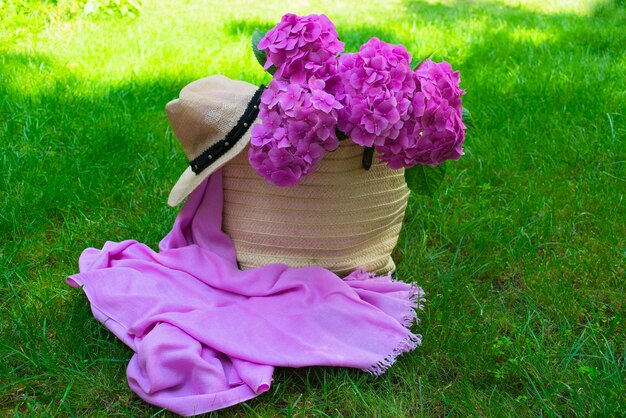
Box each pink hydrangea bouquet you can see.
[249,13,471,195]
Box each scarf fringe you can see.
[402,282,427,327]
[360,272,428,377]
[364,332,423,376]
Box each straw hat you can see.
[166,75,265,207]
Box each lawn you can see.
[1,0,625,416]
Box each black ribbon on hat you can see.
[190,84,266,175]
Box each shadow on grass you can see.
[395,0,625,188]
[0,51,188,238]
[1,1,625,415]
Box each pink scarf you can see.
[67,170,425,416]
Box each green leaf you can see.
[404,163,447,197]
[462,106,474,128]
[251,29,277,75]
[252,29,268,68]
[410,51,433,70]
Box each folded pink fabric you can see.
[67,170,425,416]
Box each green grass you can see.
[1,0,625,416]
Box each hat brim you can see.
[167,119,258,207]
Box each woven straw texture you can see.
[222,141,410,276]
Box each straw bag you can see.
[222,141,410,276]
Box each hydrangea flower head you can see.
[336,37,416,147]
[249,79,341,186]
[375,59,466,167]
[257,13,345,84]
